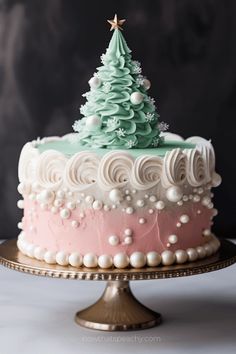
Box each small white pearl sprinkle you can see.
[85,195,94,204]
[176,222,182,228]
[71,220,79,228]
[155,201,165,210]
[202,196,211,206]
[180,214,190,224]
[139,218,146,224]
[168,234,178,244]
[193,195,200,202]
[60,208,71,219]
[126,207,134,214]
[108,235,119,246]
[124,228,133,236]
[125,189,130,195]
[145,194,149,199]
[136,199,145,207]
[149,195,157,202]
[148,209,154,214]
[183,195,188,202]
[56,190,65,199]
[177,201,183,206]
[17,200,24,209]
[124,236,133,245]
[203,229,211,236]
[67,202,76,210]
[112,204,117,209]
[80,212,85,218]
[51,206,58,214]
[197,210,202,214]
[54,199,63,207]
[93,200,103,210]
[81,193,85,198]
[103,205,111,211]
[207,202,214,209]
[67,191,73,197]
[198,187,204,194]
[167,243,171,247]
[17,222,23,229]
[132,189,137,194]
[40,203,47,210]
[126,196,132,201]
[29,193,36,201]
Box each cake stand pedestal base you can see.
[75,280,161,331]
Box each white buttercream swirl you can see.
[184,148,206,186]
[64,151,99,190]
[36,150,67,189]
[18,142,39,183]
[97,151,134,190]
[162,148,186,187]
[131,155,163,190]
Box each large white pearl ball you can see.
[143,79,151,90]
[108,235,119,246]
[186,248,198,262]
[196,246,206,259]
[146,251,161,267]
[166,186,183,203]
[44,251,57,264]
[175,250,188,264]
[130,252,146,268]
[86,115,102,131]
[69,253,83,267]
[161,250,175,265]
[88,76,101,89]
[98,254,113,269]
[113,253,129,269]
[204,243,213,256]
[26,244,36,258]
[83,253,98,268]
[34,246,46,261]
[56,251,69,266]
[130,92,144,105]
[109,188,123,203]
[212,172,222,187]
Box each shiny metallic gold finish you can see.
[0,239,236,331]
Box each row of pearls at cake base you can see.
[17,232,220,269]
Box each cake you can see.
[16,15,222,269]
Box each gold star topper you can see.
[107,14,126,31]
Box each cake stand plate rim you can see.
[0,239,236,281]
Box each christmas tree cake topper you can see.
[73,15,168,149]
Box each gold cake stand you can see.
[0,239,236,331]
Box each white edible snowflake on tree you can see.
[126,139,137,148]
[100,53,106,65]
[152,137,160,147]
[136,75,145,87]
[82,92,91,100]
[158,121,169,132]
[72,119,82,133]
[106,117,119,129]
[102,82,111,93]
[132,60,142,74]
[146,96,156,107]
[80,104,87,116]
[116,127,126,137]
[145,112,155,122]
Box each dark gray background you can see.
[0,0,235,239]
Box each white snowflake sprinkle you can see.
[132,60,142,74]
[100,53,106,64]
[158,121,169,132]
[136,75,145,87]
[126,140,136,148]
[82,91,91,99]
[146,96,156,106]
[145,112,155,122]
[152,137,160,147]
[106,117,119,129]
[80,104,87,115]
[72,119,82,132]
[116,128,126,137]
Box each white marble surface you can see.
[0,240,236,354]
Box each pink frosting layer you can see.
[22,198,213,256]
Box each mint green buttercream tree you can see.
[73,14,164,149]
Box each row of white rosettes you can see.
[18,135,221,195]
[17,231,220,269]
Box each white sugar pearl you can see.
[197,210,202,215]
[103,205,111,211]
[109,188,123,203]
[161,250,175,266]
[207,202,214,209]
[29,193,36,201]
[56,190,65,199]
[186,248,198,262]
[54,199,63,207]
[136,199,145,207]
[124,228,133,236]
[139,218,146,224]
[51,206,58,214]
[130,92,144,105]
[17,222,23,230]
[108,235,119,246]
[34,246,46,261]
[71,220,79,228]
[67,202,76,210]
[166,186,183,202]
[204,243,213,256]
[155,201,165,210]
[85,195,94,204]
[196,246,206,259]
[203,229,211,236]
[126,196,132,201]
[88,76,101,89]
[146,251,161,267]
[202,196,211,206]
[212,208,218,216]
[86,115,102,131]
[56,251,69,266]
[193,195,200,202]
[17,200,24,209]
[177,201,183,206]
[149,209,154,214]
[60,208,71,219]
[113,253,129,269]
[93,200,103,210]
[143,78,151,90]
[168,234,178,244]
[32,182,40,192]
[180,214,190,224]
[183,195,188,202]
[39,190,55,203]
[83,253,98,268]
[98,255,113,269]
[124,236,133,245]
[175,250,188,264]
[44,251,57,264]
[130,252,146,268]
[126,207,134,214]
[40,203,47,210]
[176,222,182,228]
[212,172,222,187]
[198,187,204,194]
[69,253,83,267]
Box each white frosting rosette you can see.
[64,151,99,190]
[97,151,134,190]
[184,148,206,186]
[162,148,186,187]
[35,150,67,189]
[18,142,39,183]
[131,155,163,190]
